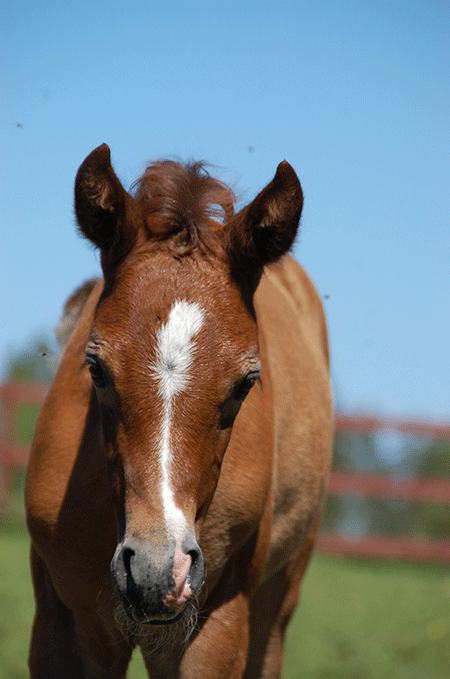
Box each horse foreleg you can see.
[28,547,132,679]
[142,589,250,679]
[244,516,321,678]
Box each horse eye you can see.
[85,355,107,389]
[219,371,261,430]
[232,371,261,403]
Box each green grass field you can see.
[1,512,449,679]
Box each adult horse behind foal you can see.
[25,145,333,678]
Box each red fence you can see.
[317,469,450,564]
[335,412,450,441]
[1,382,449,563]
[317,414,450,564]
[0,382,48,468]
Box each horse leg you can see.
[29,547,133,679]
[244,517,321,679]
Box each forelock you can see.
[131,160,236,256]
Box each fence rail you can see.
[326,470,450,504]
[335,412,450,441]
[1,382,449,563]
[315,533,450,564]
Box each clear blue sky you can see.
[1,1,449,419]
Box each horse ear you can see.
[227,161,303,287]
[75,144,138,270]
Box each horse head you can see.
[74,144,303,624]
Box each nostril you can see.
[121,546,135,579]
[188,548,199,570]
[186,544,204,590]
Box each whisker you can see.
[111,595,201,661]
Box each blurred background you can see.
[1,2,449,678]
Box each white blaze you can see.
[151,300,204,528]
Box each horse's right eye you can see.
[85,355,107,389]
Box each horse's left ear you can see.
[227,161,303,286]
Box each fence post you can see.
[0,383,48,516]
[0,389,21,514]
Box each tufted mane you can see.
[131,160,236,255]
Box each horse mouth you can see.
[114,595,199,653]
[117,594,191,626]
[138,608,188,625]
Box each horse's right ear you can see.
[75,144,138,271]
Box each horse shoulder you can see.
[25,280,110,580]
[253,256,333,578]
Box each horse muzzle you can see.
[110,533,203,624]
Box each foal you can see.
[26,145,333,678]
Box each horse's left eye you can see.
[232,371,261,403]
[85,355,107,389]
[220,371,261,430]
